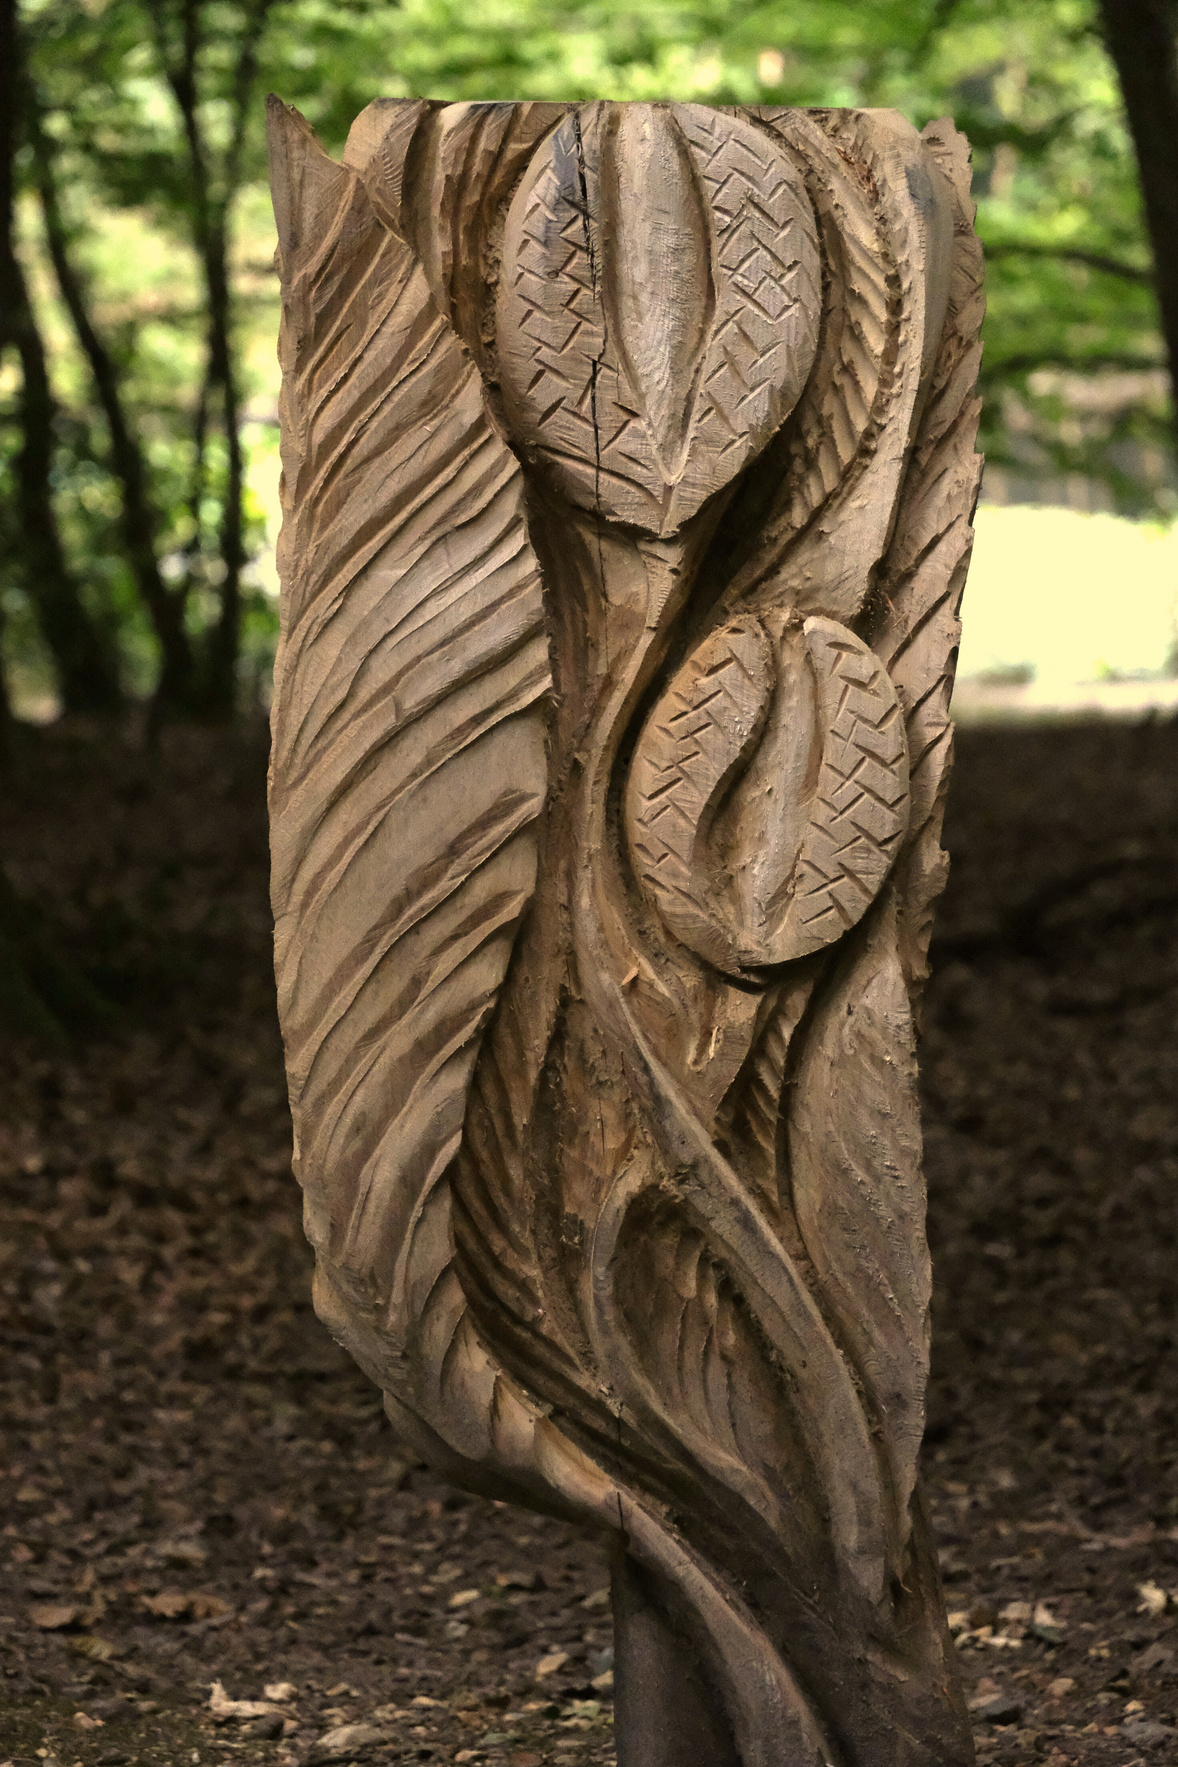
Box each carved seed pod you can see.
[626,615,910,971]
[496,103,821,535]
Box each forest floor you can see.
[0,714,1176,1767]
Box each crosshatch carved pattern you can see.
[268,96,984,1767]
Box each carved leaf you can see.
[873,118,985,997]
[267,101,550,1311]
[627,615,907,972]
[497,103,819,535]
[786,899,929,1539]
[614,1190,836,1550]
[340,96,434,237]
[719,109,952,624]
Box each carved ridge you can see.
[269,96,983,1767]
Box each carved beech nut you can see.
[496,102,820,535]
[773,617,910,960]
[626,616,909,971]
[625,617,775,972]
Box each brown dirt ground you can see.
[0,715,1176,1767]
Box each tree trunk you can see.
[267,99,984,1766]
[0,0,121,717]
[200,208,245,719]
[155,0,272,719]
[1097,0,1178,449]
[28,104,198,717]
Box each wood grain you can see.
[268,98,549,1321]
[269,96,983,1767]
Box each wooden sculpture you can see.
[267,95,983,1767]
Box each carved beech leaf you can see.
[720,110,953,626]
[614,1191,834,1570]
[497,102,820,535]
[267,101,550,1309]
[340,96,433,237]
[873,118,984,997]
[787,899,930,1539]
[627,615,907,973]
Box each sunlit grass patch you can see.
[955,505,1178,719]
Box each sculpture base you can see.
[611,1547,740,1767]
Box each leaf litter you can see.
[0,718,1175,1765]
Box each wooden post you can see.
[267,97,983,1767]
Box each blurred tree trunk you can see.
[1097,0,1178,449]
[27,104,200,720]
[155,0,273,719]
[0,0,121,717]
[0,598,15,761]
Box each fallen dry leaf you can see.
[313,1723,390,1757]
[208,1679,285,1722]
[157,1538,208,1567]
[141,1590,191,1620]
[29,1603,79,1630]
[69,1635,120,1662]
[534,1650,569,1678]
[496,1569,542,1592]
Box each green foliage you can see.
[0,0,1172,715]
[358,0,1170,505]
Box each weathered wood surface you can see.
[268,96,983,1767]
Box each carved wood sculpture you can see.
[267,94,983,1767]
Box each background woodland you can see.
[3,11,1178,1764]
[0,0,1176,735]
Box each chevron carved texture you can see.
[268,95,983,1767]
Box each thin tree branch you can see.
[27,100,198,713]
[204,0,275,717]
[152,0,275,717]
[980,349,1166,378]
[0,0,120,716]
[1096,0,1178,449]
[983,241,1155,284]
